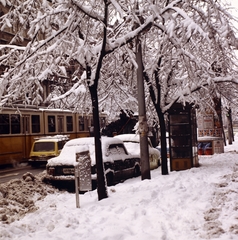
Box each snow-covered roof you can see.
[39,108,72,112]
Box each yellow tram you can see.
[0,106,107,166]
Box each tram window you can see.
[22,115,30,134]
[0,114,10,134]
[90,118,93,125]
[66,116,73,132]
[32,115,40,133]
[57,116,64,133]
[11,114,20,134]
[48,116,56,132]
[79,116,85,131]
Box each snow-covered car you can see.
[113,134,161,170]
[44,136,141,188]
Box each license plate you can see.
[63,168,74,175]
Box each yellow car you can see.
[28,135,69,167]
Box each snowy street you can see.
[1,134,238,240]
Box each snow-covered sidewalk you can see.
[1,137,238,240]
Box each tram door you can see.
[22,115,31,160]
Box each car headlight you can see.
[47,167,55,176]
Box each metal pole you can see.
[75,164,80,208]
[136,37,151,180]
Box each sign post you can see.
[75,163,80,208]
[75,150,92,208]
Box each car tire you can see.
[30,162,39,168]
[133,165,141,177]
[106,172,114,186]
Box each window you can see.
[100,117,106,128]
[108,145,118,155]
[117,144,127,155]
[66,116,73,132]
[57,116,64,133]
[58,141,66,150]
[11,114,20,134]
[32,115,40,133]
[78,116,85,131]
[22,115,30,134]
[33,142,55,152]
[0,114,10,134]
[48,116,56,132]
[108,144,126,156]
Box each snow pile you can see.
[0,172,57,224]
[0,136,238,239]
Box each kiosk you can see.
[197,111,224,155]
[168,103,199,171]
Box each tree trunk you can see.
[227,108,233,145]
[230,109,234,142]
[213,97,226,146]
[142,58,169,175]
[85,0,108,201]
[158,109,169,175]
[136,38,151,180]
[88,84,108,200]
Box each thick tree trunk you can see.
[136,39,151,180]
[89,84,108,200]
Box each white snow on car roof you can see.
[65,136,123,147]
[35,139,62,143]
[114,134,140,142]
[34,135,69,142]
[47,136,126,166]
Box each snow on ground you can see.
[1,136,238,240]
